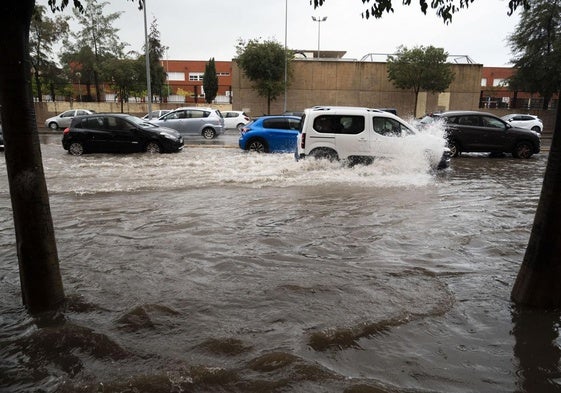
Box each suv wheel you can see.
[202,127,216,139]
[448,140,460,157]
[68,141,84,156]
[513,141,533,159]
[310,148,338,162]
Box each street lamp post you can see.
[143,0,152,119]
[284,0,288,112]
[311,16,327,59]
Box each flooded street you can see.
[1,133,559,392]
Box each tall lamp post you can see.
[311,16,327,59]
[143,0,152,119]
[283,0,288,112]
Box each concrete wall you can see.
[232,59,483,118]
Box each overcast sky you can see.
[40,0,523,67]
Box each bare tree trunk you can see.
[33,67,42,102]
[511,101,561,308]
[0,0,65,313]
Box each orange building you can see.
[160,59,233,104]
[480,66,557,110]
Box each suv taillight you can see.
[300,133,306,149]
[63,127,70,135]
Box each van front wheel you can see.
[310,148,338,162]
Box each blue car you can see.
[238,115,301,153]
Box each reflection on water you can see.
[512,307,561,392]
[0,137,559,392]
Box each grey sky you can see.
[41,0,522,66]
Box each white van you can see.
[296,106,450,169]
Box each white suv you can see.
[296,106,450,170]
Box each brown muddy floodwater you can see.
[1,134,560,392]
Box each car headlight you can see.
[160,132,177,140]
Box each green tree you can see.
[42,62,71,101]
[103,57,142,112]
[387,45,455,116]
[30,5,68,102]
[61,45,97,101]
[135,17,167,102]
[313,0,530,22]
[62,0,127,102]
[507,0,561,110]
[147,18,167,101]
[203,58,218,104]
[236,38,292,114]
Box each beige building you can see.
[232,59,482,118]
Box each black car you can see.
[62,113,183,156]
[424,111,540,158]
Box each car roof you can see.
[438,110,497,117]
[257,115,300,119]
[75,113,132,119]
[305,105,400,119]
[253,115,301,121]
[173,107,216,111]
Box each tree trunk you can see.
[94,70,101,102]
[0,0,65,313]
[413,89,419,117]
[267,91,271,115]
[33,67,42,102]
[511,101,561,308]
[49,82,55,102]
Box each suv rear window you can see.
[312,115,365,134]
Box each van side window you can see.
[313,115,364,134]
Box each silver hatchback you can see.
[151,107,225,139]
[44,109,96,130]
